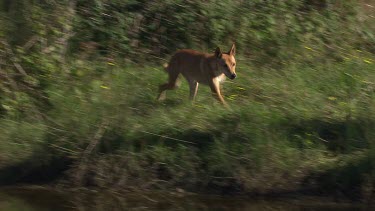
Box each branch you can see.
[22,35,40,52]
[73,120,109,185]
[1,39,29,76]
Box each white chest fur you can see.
[215,74,226,83]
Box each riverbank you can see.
[0,185,371,211]
[0,59,374,201]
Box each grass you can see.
[0,55,374,199]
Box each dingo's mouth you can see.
[230,73,237,80]
[225,72,236,80]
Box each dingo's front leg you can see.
[209,79,228,107]
[189,81,199,101]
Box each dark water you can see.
[0,188,370,211]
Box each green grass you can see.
[0,56,374,198]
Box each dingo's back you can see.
[158,44,237,107]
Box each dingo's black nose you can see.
[230,73,237,79]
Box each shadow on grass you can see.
[285,118,372,152]
[304,152,374,200]
[0,148,72,186]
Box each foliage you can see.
[1,58,374,198]
[0,0,374,199]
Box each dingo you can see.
[157,44,237,107]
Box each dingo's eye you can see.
[233,63,236,67]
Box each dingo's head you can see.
[215,44,237,80]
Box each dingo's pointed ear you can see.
[229,43,236,56]
[215,47,222,58]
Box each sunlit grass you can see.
[0,56,374,196]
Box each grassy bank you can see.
[0,53,374,200]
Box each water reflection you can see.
[0,188,369,211]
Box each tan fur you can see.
[157,44,237,107]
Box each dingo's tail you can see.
[163,63,169,72]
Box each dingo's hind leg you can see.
[157,70,180,101]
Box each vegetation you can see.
[0,0,374,200]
